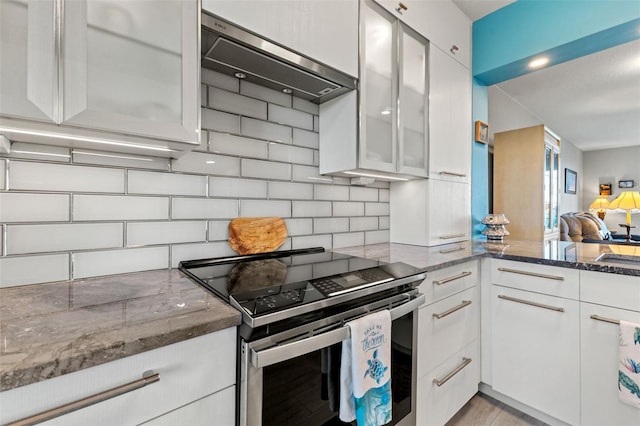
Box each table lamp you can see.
[588,197,610,220]
[608,190,640,242]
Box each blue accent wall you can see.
[473,0,640,85]
[471,80,489,238]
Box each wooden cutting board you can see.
[228,217,288,255]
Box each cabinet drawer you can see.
[1,328,237,425]
[580,270,640,311]
[490,259,579,299]
[417,286,479,378]
[416,340,479,426]
[580,303,640,426]
[419,260,478,305]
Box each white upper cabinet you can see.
[320,0,429,180]
[428,45,472,183]
[202,0,359,78]
[0,0,200,154]
[378,0,471,68]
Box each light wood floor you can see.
[446,393,550,426]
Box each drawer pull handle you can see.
[433,357,472,387]
[439,246,466,254]
[439,234,465,240]
[433,300,472,319]
[590,314,620,325]
[439,171,466,178]
[497,267,564,281]
[450,45,459,54]
[498,294,564,312]
[434,271,472,286]
[396,2,408,13]
[8,371,160,426]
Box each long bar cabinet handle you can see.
[433,357,472,387]
[439,171,467,178]
[498,294,564,312]
[439,246,466,254]
[497,267,564,281]
[433,300,472,319]
[433,271,472,286]
[7,371,160,426]
[439,234,465,240]
[590,314,621,325]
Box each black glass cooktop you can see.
[179,248,425,327]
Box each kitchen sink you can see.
[595,253,640,265]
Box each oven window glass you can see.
[262,312,414,426]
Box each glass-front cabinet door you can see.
[62,0,199,143]
[359,0,397,173]
[0,0,57,123]
[398,24,428,177]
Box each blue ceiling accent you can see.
[473,0,640,85]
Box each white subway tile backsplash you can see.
[210,177,267,198]
[269,143,314,165]
[0,159,5,189]
[366,230,390,245]
[269,181,313,199]
[201,108,240,134]
[291,234,332,250]
[209,87,267,119]
[6,223,123,255]
[314,185,349,201]
[314,116,319,132]
[10,161,124,193]
[73,247,168,279]
[379,216,390,229]
[201,83,207,106]
[72,150,170,170]
[197,129,208,151]
[172,198,238,219]
[365,202,390,216]
[240,200,291,217]
[333,232,364,249]
[292,201,332,217]
[127,221,206,246]
[241,81,292,107]
[242,159,291,180]
[379,188,390,202]
[74,195,169,221]
[208,220,230,241]
[201,68,238,92]
[313,150,319,166]
[284,218,313,236]
[292,165,333,183]
[172,152,240,176]
[314,218,349,234]
[268,104,313,130]
[0,193,69,222]
[292,97,319,115]
[209,132,268,159]
[0,254,70,287]
[292,128,319,149]
[170,242,236,268]
[350,217,378,232]
[350,186,379,202]
[241,117,292,144]
[333,202,365,217]
[8,143,70,162]
[128,170,207,196]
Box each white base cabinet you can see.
[0,329,237,426]
[416,261,480,426]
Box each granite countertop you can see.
[333,239,640,276]
[0,269,241,392]
[3,238,638,393]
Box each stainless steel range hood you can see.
[201,11,357,104]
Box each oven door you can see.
[239,291,425,426]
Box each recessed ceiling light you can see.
[282,88,293,94]
[234,72,247,79]
[380,108,392,115]
[528,57,550,69]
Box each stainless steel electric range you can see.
[179,247,426,426]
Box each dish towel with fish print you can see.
[339,310,392,425]
[619,320,640,408]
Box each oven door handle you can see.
[249,292,425,368]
